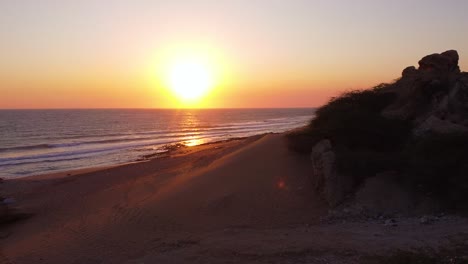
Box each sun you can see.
[151,44,229,107]
[167,57,214,101]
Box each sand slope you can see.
[0,134,325,263]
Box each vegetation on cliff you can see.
[288,50,468,211]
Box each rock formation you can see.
[310,140,349,207]
[309,50,468,208]
[383,50,468,134]
[418,50,460,73]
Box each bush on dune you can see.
[287,79,468,211]
[288,85,411,187]
[289,84,411,152]
[288,84,411,169]
[285,127,321,154]
[311,87,411,152]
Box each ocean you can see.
[0,108,314,178]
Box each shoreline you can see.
[3,131,289,182]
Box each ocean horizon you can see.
[0,108,315,178]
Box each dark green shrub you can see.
[314,86,395,123]
[287,84,411,155]
[311,87,411,152]
[313,111,411,151]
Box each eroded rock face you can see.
[310,140,352,206]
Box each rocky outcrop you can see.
[309,50,468,207]
[418,50,460,73]
[310,140,353,207]
[402,66,418,77]
[383,50,468,135]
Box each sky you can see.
[1,0,468,109]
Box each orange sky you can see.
[1,1,468,109]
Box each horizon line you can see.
[0,106,318,110]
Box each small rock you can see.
[420,215,436,225]
[420,216,428,224]
[2,197,16,205]
[384,219,398,227]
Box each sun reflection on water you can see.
[184,138,205,147]
[179,111,207,147]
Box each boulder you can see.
[402,66,418,78]
[310,140,335,190]
[310,140,352,206]
[418,50,460,73]
[441,50,459,69]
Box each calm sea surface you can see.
[0,108,314,178]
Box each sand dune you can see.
[1,134,466,263]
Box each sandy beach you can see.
[1,133,467,263]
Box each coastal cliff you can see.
[289,50,468,212]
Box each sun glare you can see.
[152,44,229,107]
[168,57,214,101]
